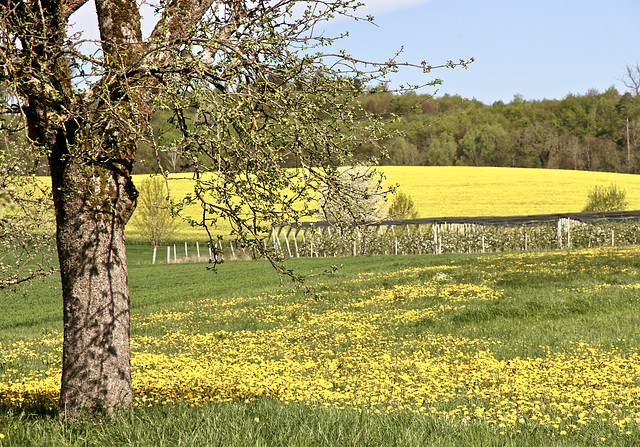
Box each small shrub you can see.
[582,183,628,212]
[388,191,419,220]
[130,176,179,262]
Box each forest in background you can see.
[135,85,640,175]
[3,85,639,176]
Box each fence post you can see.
[612,230,615,246]
[557,220,562,249]
[283,227,292,258]
[293,228,300,257]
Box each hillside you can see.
[139,88,640,176]
[360,89,640,174]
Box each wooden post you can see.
[272,228,283,254]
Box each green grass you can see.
[2,246,640,446]
[1,399,619,447]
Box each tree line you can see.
[364,87,640,173]
[130,85,640,175]
[8,84,640,176]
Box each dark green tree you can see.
[426,132,457,166]
[459,123,509,166]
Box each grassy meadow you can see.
[2,246,640,445]
[123,167,640,243]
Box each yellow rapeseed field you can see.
[2,246,640,438]
[381,166,640,218]
[132,167,640,241]
[37,167,640,241]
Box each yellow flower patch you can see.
[1,246,640,438]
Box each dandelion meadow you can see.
[1,246,640,445]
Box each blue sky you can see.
[326,0,640,103]
[69,0,640,104]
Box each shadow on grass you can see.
[0,391,58,419]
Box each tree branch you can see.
[0,268,59,290]
[63,0,89,20]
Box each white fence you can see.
[269,211,640,258]
[158,211,640,263]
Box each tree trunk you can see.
[50,150,137,417]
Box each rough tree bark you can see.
[52,151,138,415]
